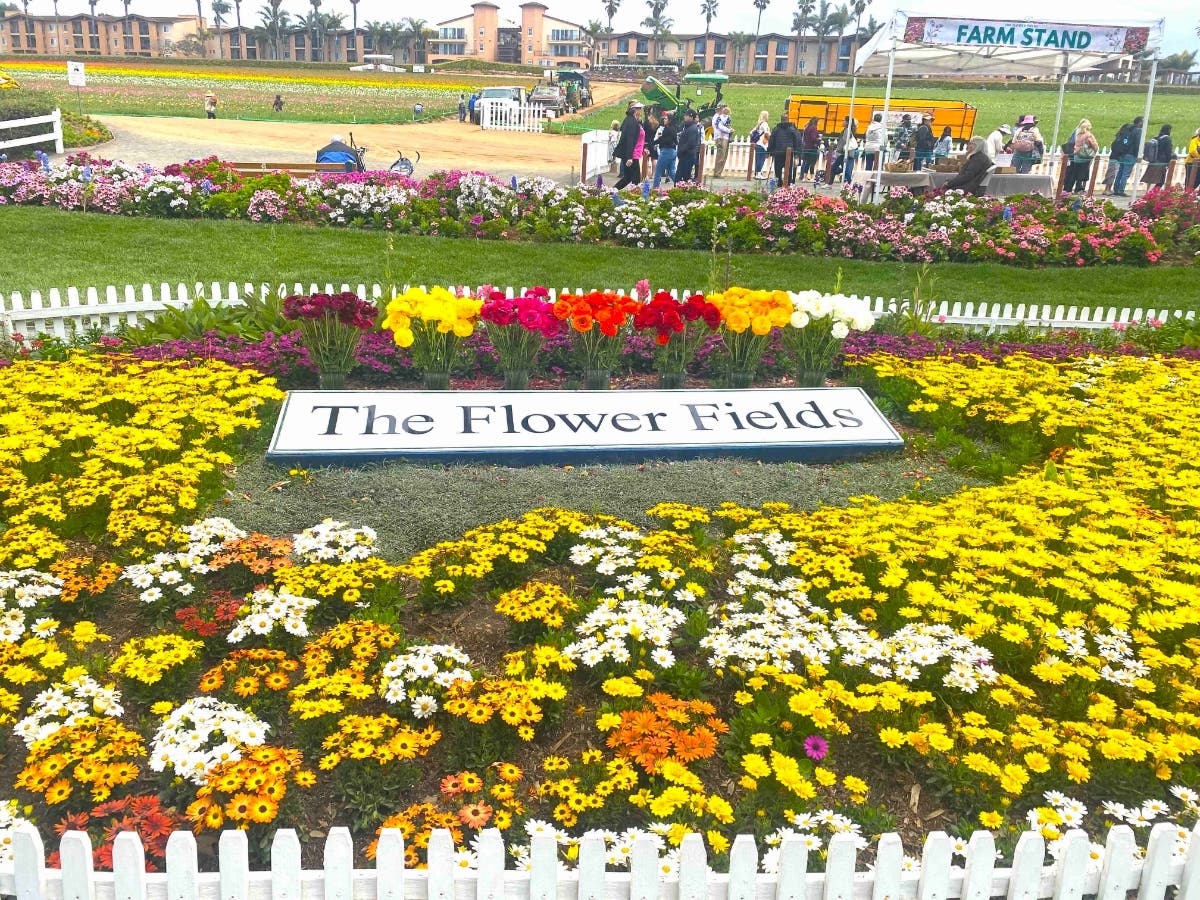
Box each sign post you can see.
[66,61,85,115]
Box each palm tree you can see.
[752,0,768,44]
[602,0,620,35]
[87,0,98,49]
[812,0,848,74]
[582,18,605,66]
[401,17,430,63]
[363,19,394,56]
[256,0,289,59]
[727,29,750,72]
[194,0,207,54]
[792,0,813,73]
[700,0,717,43]
[848,0,867,66]
[320,9,343,59]
[121,0,131,53]
[232,0,241,34]
[307,0,321,60]
[854,12,877,44]
[347,0,359,61]
[639,0,669,63]
[211,0,230,56]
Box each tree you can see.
[640,0,671,63]
[727,29,751,72]
[121,0,131,53]
[255,0,290,59]
[232,0,241,36]
[320,10,343,59]
[194,0,207,54]
[602,0,620,35]
[752,0,768,46]
[347,0,358,60]
[307,0,322,61]
[812,0,849,74]
[212,0,230,56]
[855,12,877,44]
[1161,50,1197,71]
[582,18,606,65]
[701,0,717,42]
[849,0,867,66]
[792,0,814,73]
[401,17,431,63]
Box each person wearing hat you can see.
[1185,125,1200,192]
[913,114,936,171]
[652,109,679,189]
[1106,115,1143,196]
[1009,114,1044,174]
[985,122,1011,160]
[316,134,364,172]
[204,92,218,119]
[944,137,993,196]
[613,100,646,189]
[893,114,916,163]
[675,108,703,183]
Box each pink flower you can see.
[635,279,651,301]
[804,735,828,761]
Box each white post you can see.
[874,21,899,202]
[1047,53,1068,186]
[1128,57,1158,203]
[52,108,64,154]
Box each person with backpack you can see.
[1064,119,1099,193]
[749,110,771,179]
[799,116,822,182]
[1106,116,1142,196]
[1140,124,1175,189]
[1009,115,1044,174]
[1186,127,1200,192]
[767,113,800,184]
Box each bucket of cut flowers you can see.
[383,286,482,390]
[478,286,562,390]
[551,290,641,390]
[282,291,379,390]
[781,291,876,387]
[633,291,722,388]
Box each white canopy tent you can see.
[849,12,1166,199]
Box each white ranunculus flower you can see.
[790,311,810,329]
[831,321,850,339]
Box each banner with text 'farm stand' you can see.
[902,17,1151,54]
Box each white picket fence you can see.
[1,281,1195,340]
[479,102,548,133]
[0,821,1196,900]
[0,108,64,155]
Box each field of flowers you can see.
[1,319,1199,872]
[3,155,1199,267]
[1,60,473,122]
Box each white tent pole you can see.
[1128,57,1158,204]
[874,24,898,202]
[1047,51,1068,189]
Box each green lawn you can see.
[557,82,1195,146]
[2,205,1197,312]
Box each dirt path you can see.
[85,82,638,180]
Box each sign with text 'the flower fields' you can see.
[267,388,903,466]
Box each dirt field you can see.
[88,82,638,180]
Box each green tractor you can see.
[641,72,728,133]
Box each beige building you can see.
[597,31,856,75]
[1,10,204,56]
[431,2,587,68]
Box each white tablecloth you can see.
[850,170,934,200]
[981,173,1055,197]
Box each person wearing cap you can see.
[913,114,936,171]
[675,108,703,183]
[316,134,363,172]
[1106,115,1143,196]
[985,123,1011,160]
[712,105,733,177]
[652,109,679,189]
[893,114,915,163]
[204,92,218,119]
[1009,114,1044,174]
[613,101,645,189]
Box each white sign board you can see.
[66,61,86,87]
[822,80,848,88]
[913,17,1149,54]
[267,387,903,466]
[412,64,426,73]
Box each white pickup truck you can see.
[472,86,528,124]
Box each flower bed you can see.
[2,156,1196,267]
[1,344,1199,871]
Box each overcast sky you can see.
[44,0,1198,55]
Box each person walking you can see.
[652,110,679,189]
[1064,119,1098,193]
[272,94,284,113]
[750,110,771,179]
[862,112,887,171]
[767,113,799,184]
[799,116,821,182]
[834,115,860,183]
[1140,124,1175,189]
[1010,115,1044,174]
[913,114,936,171]
[711,105,733,177]
[613,101,646,189]
[1186,126,1200,192]
[204,92,218,119]
[643,111,660,184]
[1106,116,1142,196]
[675,109,703,183]
[458,93,467,123]
[984,123,1011,160]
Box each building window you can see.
[550,28,577,41]
[527,26,532,35]
[616,38,627,53]
[48,22,55,31]
[479,27,484,34]
[635,38,647,53]
[712,56,724,70]
[713,38,725,53]
[527,42,532,50]
[50,36,57,45]
[693,38,705,52]
[755,38,767,55]
[479,41,484,49]
[775,39,787,55]
[753,57,766,71]
[774,56,787,71]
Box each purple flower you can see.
[804,735,828,761]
